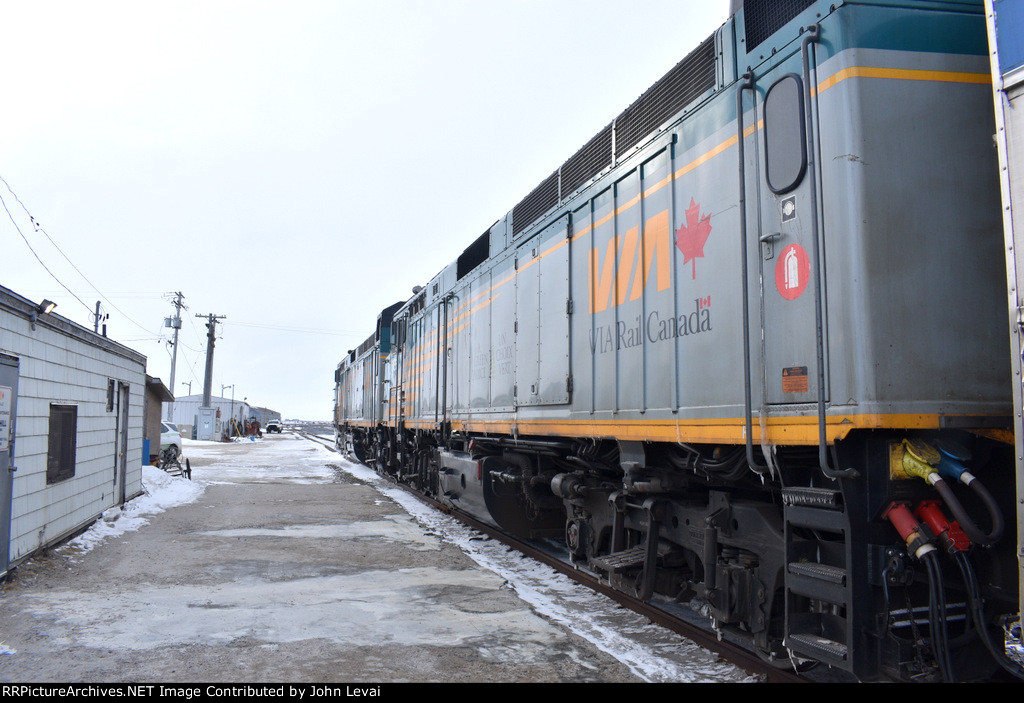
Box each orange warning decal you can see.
[782,366,809,393]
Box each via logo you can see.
[588,199,714,314]
[588,210,672,313]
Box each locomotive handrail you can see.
[435,300,443,427]
[737,69,768,476]
[801,24,858,481]
[441,292,454,442]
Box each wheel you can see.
[165,444,180,461]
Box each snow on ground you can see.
[188,435,338,484]
[324,450,755,684]
[54,432,755,683]
[57,434,329,559]
[60,464,205,560]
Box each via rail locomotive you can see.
[335,0,1024,682]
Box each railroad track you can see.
[297,429,809,683]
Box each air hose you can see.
[899,439,1004,546]
[932,442,1004,546]
[923,550,955,682]
[931,478,1003,546]
[884,501,954,681]
[917,498,1023,681]
[954,551,1024,681]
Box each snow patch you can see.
[326,453,757,683]
[60,465,204,559]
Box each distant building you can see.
[145,376,173,463]
[168,394,250,439]
[0,286,146,577]
[249,405,281,426]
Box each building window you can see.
[47,404,77,484]
[107,379,115,412]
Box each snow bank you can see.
[60,465,205,558]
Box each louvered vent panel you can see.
[357,333,375,357]
[614,36,717,156]
[559,124,613,202]
[509,24,723,237]
[512,171,559,236]
[743,0,815,50]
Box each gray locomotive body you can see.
[335,0,1022,682]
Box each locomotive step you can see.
[781,486,843,510]
[788,561,846,584]
[591,545,648,573]
[787,562,848,604]
[785,632,848,664]
[784,503,848,532]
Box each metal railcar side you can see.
[987,0,1024,668]
[336,0,1023,682]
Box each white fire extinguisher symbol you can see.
[784,246,800,291]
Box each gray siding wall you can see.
[0,292,146,566]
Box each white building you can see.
[169,394,250,439]
[0,286,146,576]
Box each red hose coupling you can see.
[883,501,936,559]
[915,500,970,552]
[883,501,918,540]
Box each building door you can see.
[114,382,130,505]
[0,354,20,577]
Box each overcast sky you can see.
[0,0,730,420]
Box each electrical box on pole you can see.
[164,292,186,421]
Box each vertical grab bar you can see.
[737,70,768,475]
[435,304,442,427]
[441,293,452,443]
[801,24,858,480]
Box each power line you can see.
[0,190,93,314]
[0,175,157,336]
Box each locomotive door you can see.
[750,70,828,408]
[514,214,571,407]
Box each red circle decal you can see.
[775,243,810,300]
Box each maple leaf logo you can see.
[675,198,712,280]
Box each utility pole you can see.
[164,292,186,421]
[195,313,226,440]
[196,313,226,406]
[92,301,108,335]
